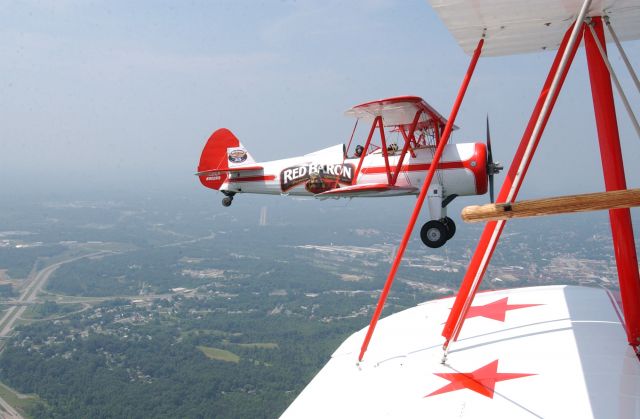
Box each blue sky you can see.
[1,0,639,199]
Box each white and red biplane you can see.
[197,96,502,248]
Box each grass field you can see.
[0,380,42,418]
[197,346,240,363]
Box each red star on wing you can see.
[425,359,535,399]
[464,297,541,322]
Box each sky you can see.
[1,0,639,201]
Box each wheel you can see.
[442,216,456,240]
[222,196,233,207]
[420,220,448,248]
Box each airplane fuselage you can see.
[216,143,487,199]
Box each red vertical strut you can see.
[392,111,423,185]
[353,116,380,184]
[585,17,640,349]
[378,117,393,185]
[358,38,484,362]
[442,23,584,345]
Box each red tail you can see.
[197,128,240,190]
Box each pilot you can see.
[387,143,399,154]
[354,145,364,157]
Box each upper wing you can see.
[344,96,457,131]
[314,183,418,199]
[282,285,639,418]
[428,0,640,57]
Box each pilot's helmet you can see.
[355,145,364,157]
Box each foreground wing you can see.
[282,285,640,418]
[428,0,640,57]
[315,183,418,199]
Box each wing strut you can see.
[353,117,380,183]
[585,19,640,140]
[584,17,640,353]
[605,16,640,95]
[441,2,591,354]
[357,37,484,362]
[391,110,423,185]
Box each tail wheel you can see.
[420,221,448,249]
[442,217,456,240]
[222,196,233,207]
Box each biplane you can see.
[197,96,502,248]
[279,0,640,417]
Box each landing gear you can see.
[221,191,236,207]
[420,217,456,249]
[420,221,448,249]
[442,216,456,240]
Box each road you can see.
[0,253,104,338]
[0,252,107,419]
[0,395,21,419]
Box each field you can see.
[197,346,241,363]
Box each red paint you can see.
[463,297,541,322]
[352,95,423,109]
[353,116,380,183]
[317,183,415,196]
[198,128,240,190]
[361,142,487,194]
[361,162,465,174]
[228,175,276,183]
[351,95,449,130]
[585,17,640,349]
[358,38,484,362]
[377,117,393,185]
[442,24,583,346]
[392,111,423,185]
[425,360,535,399]
[463,143,488,195]
[398,125,417,159]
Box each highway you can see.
[0,252,107,418]
[0,253,105,338]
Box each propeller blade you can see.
[486,115,495,203]
[486,115,493,163]
[489,174,495,203]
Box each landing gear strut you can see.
[420,217,456,248]
[221,191,235,207]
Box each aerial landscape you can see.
[0,190,633,417]
[1,0,639,418]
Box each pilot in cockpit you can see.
[354,145,364,158]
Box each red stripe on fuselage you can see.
[360,143,487,195]
[228,175,276,183]
[361,161,464,174]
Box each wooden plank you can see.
[461,188,640,223]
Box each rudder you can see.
[197,128,256,190]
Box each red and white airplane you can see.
[278,0,640,418]
[197,96,502,248]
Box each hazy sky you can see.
[1,0,639,199]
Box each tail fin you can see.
[197,128,256,190]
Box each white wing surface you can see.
[428,0,640,57]
[282,285,640,418]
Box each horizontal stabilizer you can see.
[315,183,418,199]
[195,165,264,176]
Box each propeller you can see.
[486,116,503,203]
